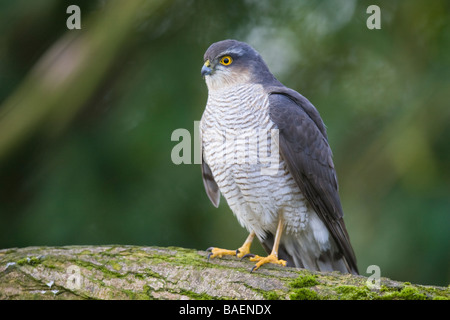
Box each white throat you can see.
[205,69,251,92]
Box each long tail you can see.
[260,232,359,275]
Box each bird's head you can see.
[201,39,278,91]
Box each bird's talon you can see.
[241,253,255,261]
[205,247,238,260]
[248,254,286,272]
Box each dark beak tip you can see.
[201,65,212,77]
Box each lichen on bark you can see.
[0,245,448,300]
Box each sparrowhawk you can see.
[200,39,358,274]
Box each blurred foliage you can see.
[0,0,448,286]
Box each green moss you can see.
[373,284,445,300]
[142,285,159,300]
[109,261,122,271]
[173,246,249,272]
[178,289,216,300]
[290,275,319,288]
[16,256,41,266]
[144,268,164,279]
[123,289,151,300]
[397,287,427,300]
[378,286,428,300]
[263,291,282,300]
[432,296,448,300]
[290,288,319,300]
[41,260,60,269]
[420,286,450,299]
[134,273,145,280]
[335,285,374,300]
[175,249,208,266]
[143,247,209,269]
[243,282,284,300]
[74,260,123,278]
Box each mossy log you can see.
[0,245,448,300]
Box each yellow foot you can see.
[236,242,252,259]
[247,254,287,272]
[206,247,238,259]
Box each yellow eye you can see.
[220,56,233,66]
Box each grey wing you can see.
[268,91,358,274]
[201,156,220,208]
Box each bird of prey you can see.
[200,39,358,274]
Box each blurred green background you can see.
[0,0,448,287]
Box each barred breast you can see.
[200,83,311,240]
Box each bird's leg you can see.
[236,232,255,258]
[206,232,255,260]
[247,217,287,272]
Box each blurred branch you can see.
[0,0,167,163]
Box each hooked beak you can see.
[201,60,212,77]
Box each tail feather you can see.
[260,232,358,275]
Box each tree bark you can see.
[0,245,448,300]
